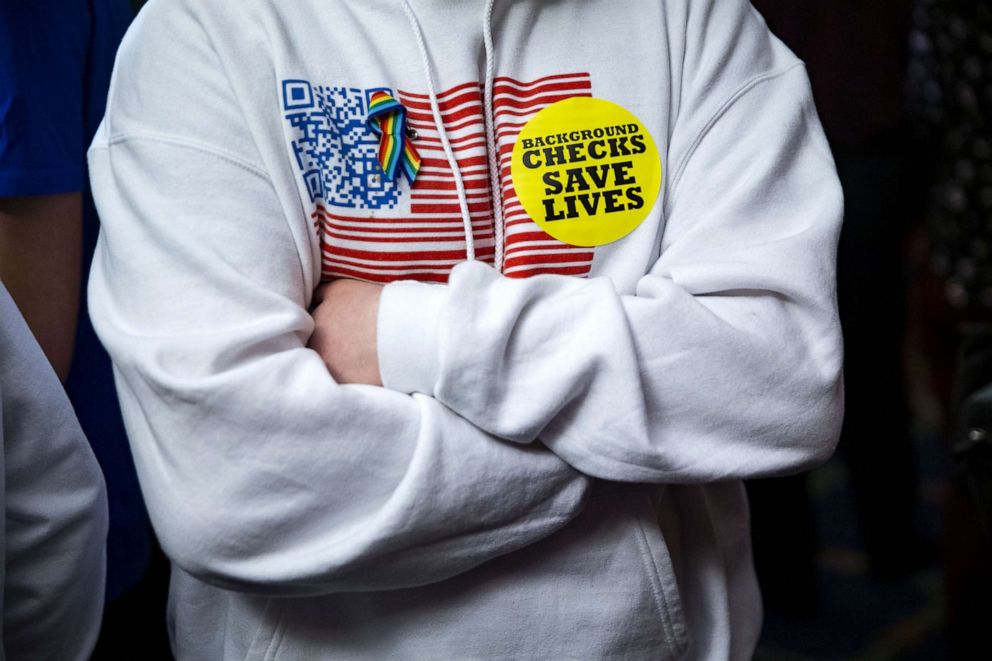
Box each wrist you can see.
[376,280,447,394]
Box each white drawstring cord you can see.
[399,0,477,262]
[482,0,504,272]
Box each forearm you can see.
[0,193,82,380]
[89,138,590,596]
[375,66,845,483]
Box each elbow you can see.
[776,349,844,475]
[158,521,309,597]
[153,510,233,590]
[771,297,845,474]
[797,389,843,471]
[149,497,297,595]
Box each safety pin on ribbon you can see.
[367,91,421,184]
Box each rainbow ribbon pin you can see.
[366,91,421,184]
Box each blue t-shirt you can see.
[0,0,147,601]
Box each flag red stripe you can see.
[399,91,482,113]
[324,255,473,271]
[324,229,494,243]
[406,104,485,124]
[315,208,491,225]
[324,244,495,262]
[494,72,591,87]
[492,80,592,99]
[502,252,595,269]
[322,221,491,235]
[421,156,489,169]
[504,264,592,278]
[322,266,452,284]
[397,80,483,101]
[407,115,483,134]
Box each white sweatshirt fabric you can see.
[87,0,844,659]
[0,284,108,661]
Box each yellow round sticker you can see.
[511,97,662,247]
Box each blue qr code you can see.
[281,80,400,210]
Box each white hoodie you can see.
[0,284,108,660]
[87,0,843,659]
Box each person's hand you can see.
[308,278,384,386]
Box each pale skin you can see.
[308,278,384,386]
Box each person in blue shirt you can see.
[0,1,170,656]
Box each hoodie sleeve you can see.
[0,285,108,661]
[376,2,845,483]
[86,2,588,597]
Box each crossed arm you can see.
[312,29,844,487]
[312,57,845,485]
[313,124,846,484]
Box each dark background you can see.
[749,1,992,659]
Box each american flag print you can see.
[283,73,596,284]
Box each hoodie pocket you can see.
[627,489,690,658]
